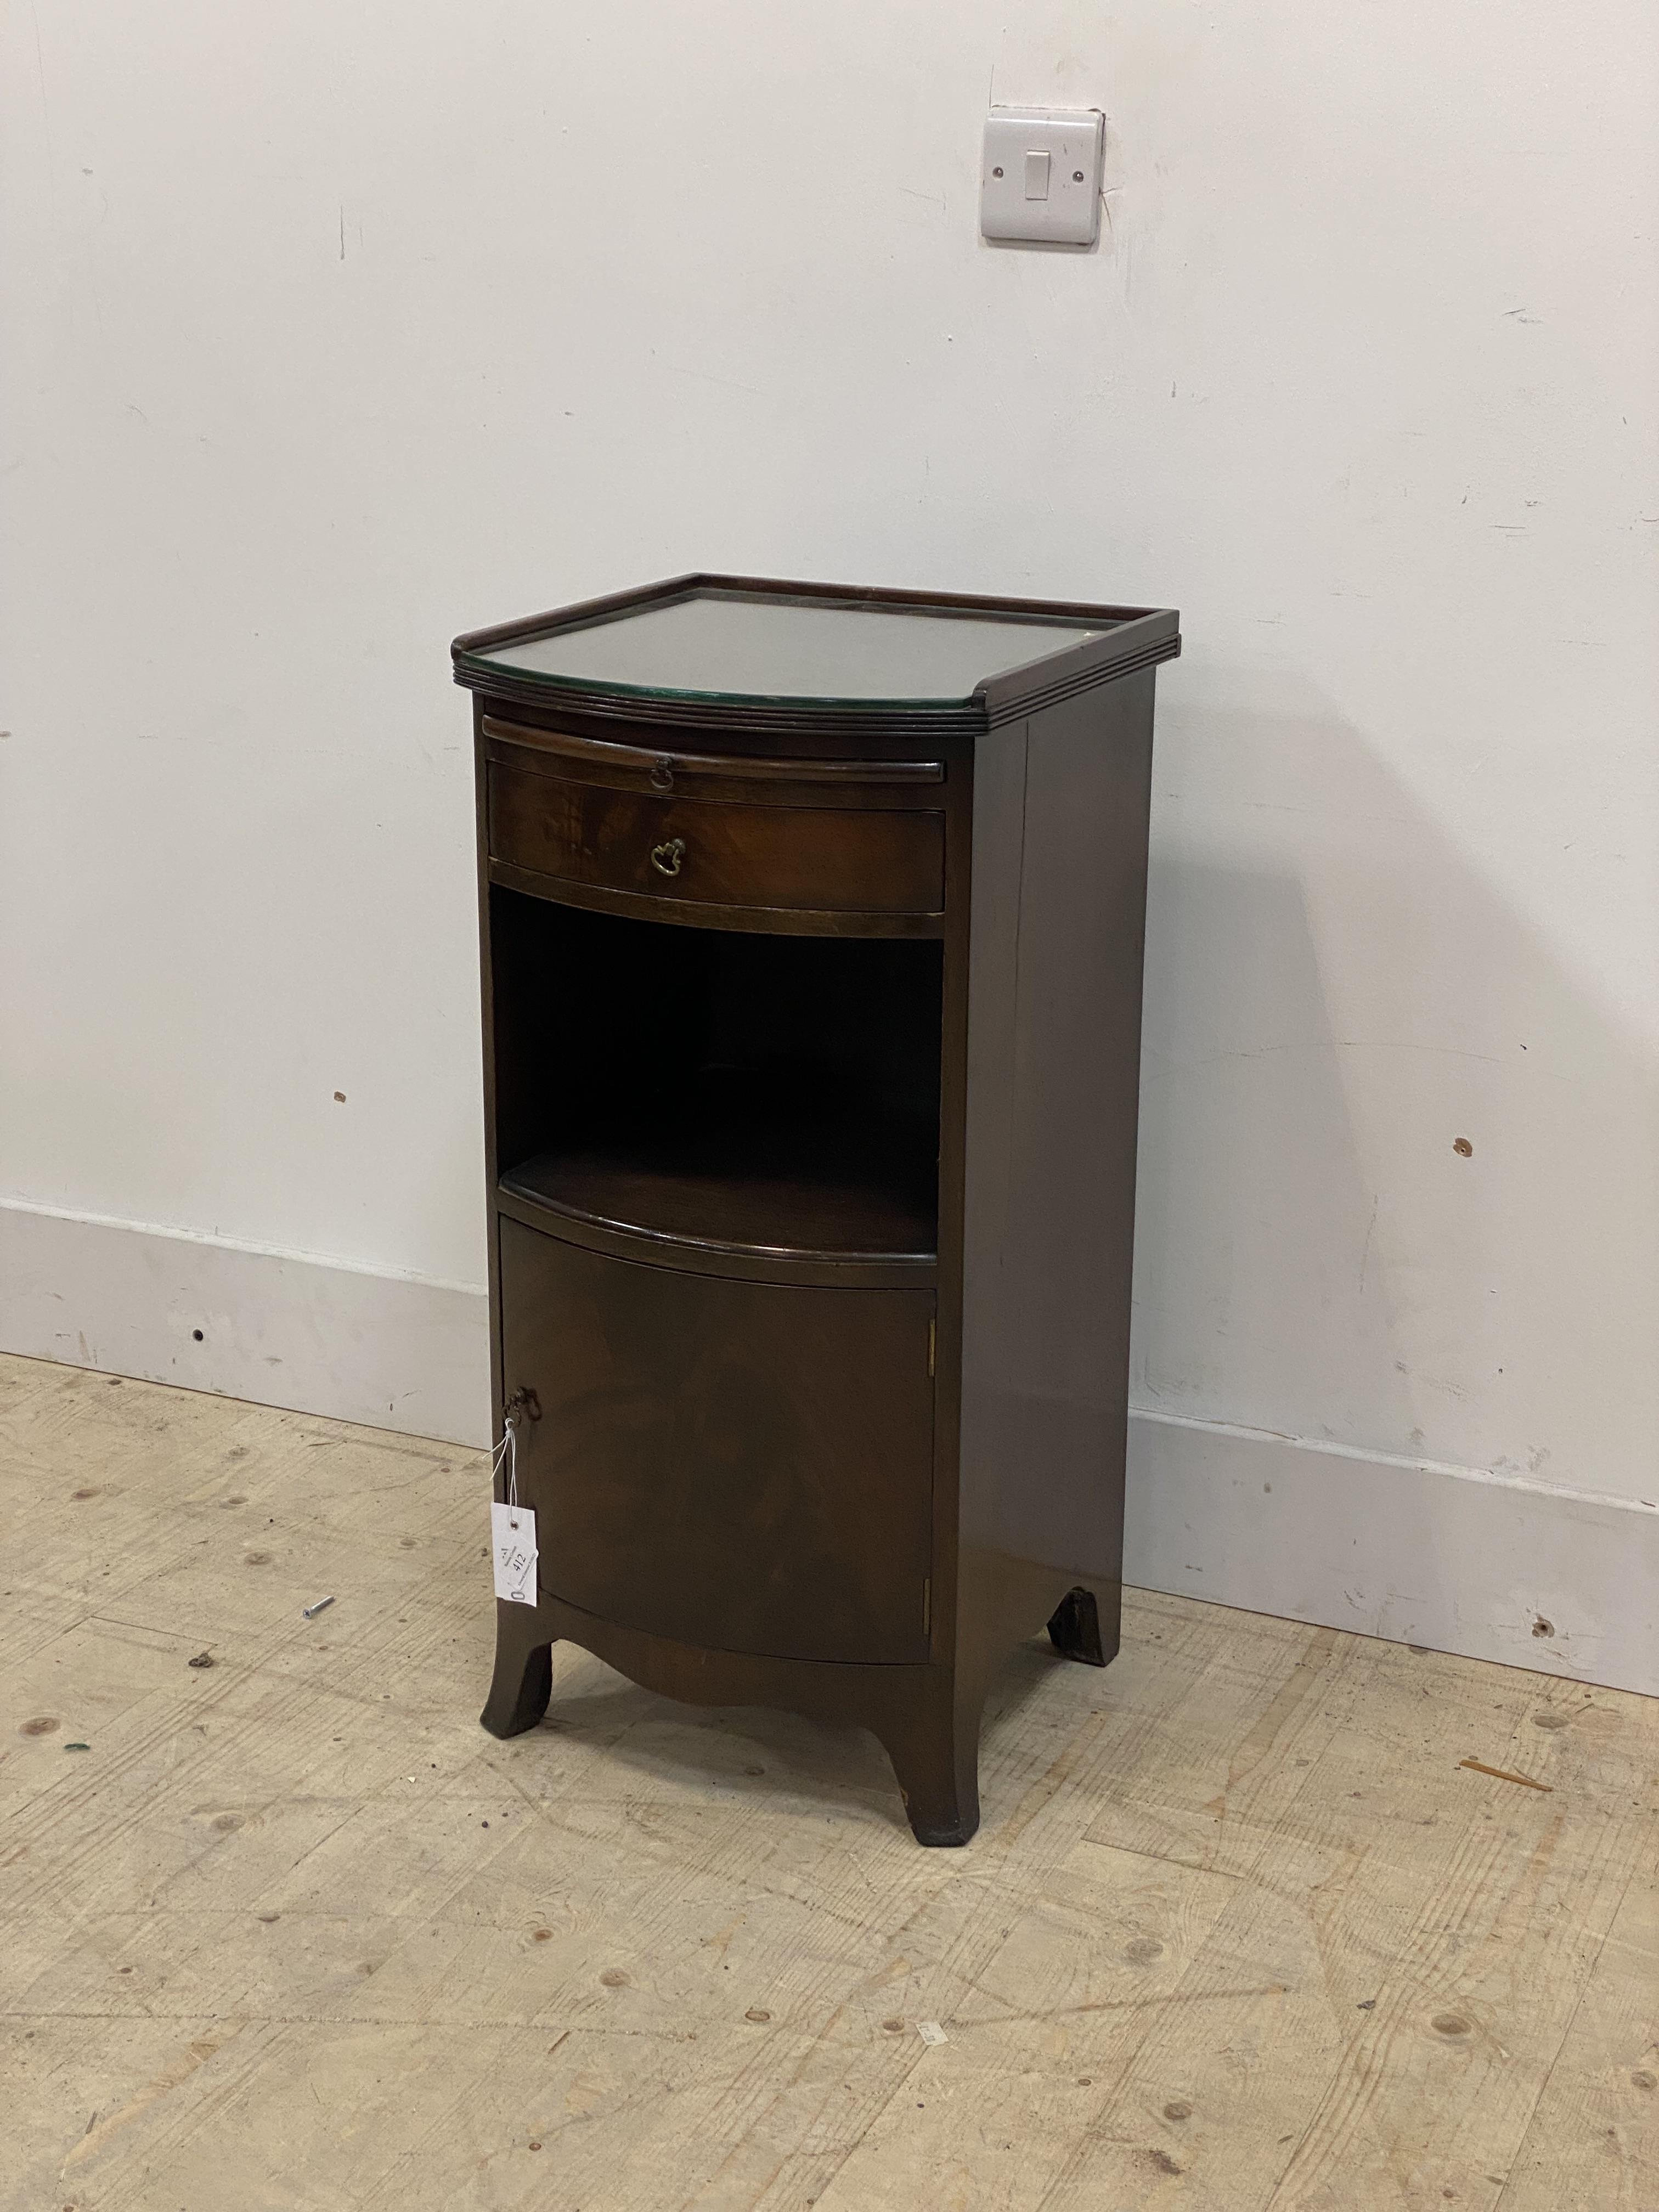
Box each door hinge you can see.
[927,1318,936,1378]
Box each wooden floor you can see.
[2,1352,1655,2212]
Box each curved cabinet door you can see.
[498,1218,935,1664]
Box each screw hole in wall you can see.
[193,1329,204,1342]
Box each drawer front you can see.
[498,1218,935,1664]
[488,759,944,916]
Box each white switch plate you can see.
[980,108,1104,247]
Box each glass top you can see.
[462,589,1108,706]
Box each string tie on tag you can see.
[489,1412,519,1522]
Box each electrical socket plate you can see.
[980,108,1104,247]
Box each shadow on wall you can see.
[1130,675,1656,1504]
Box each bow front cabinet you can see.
[454,575,1179,1844]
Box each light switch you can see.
[980,108,1104,247]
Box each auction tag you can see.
[490,1502,538,1605]
[916,2021,949,2047]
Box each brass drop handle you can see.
[651,836,686,878]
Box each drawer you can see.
[487,758,945,917]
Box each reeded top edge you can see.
[453,573,1180,724]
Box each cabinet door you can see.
[498,1218,934,1664]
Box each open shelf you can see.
[501,1121,935,1264]
[490,891,942,1266]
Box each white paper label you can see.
[491,1501,538,1605]
[916,2020,949,2047]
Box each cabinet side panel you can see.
[957,675,1156,1658]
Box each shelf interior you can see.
[490,891,942,1262]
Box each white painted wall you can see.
[4,5,1656,1683]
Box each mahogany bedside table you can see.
[453,575,1180,1844]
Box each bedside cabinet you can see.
[453,575,1180,1844]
